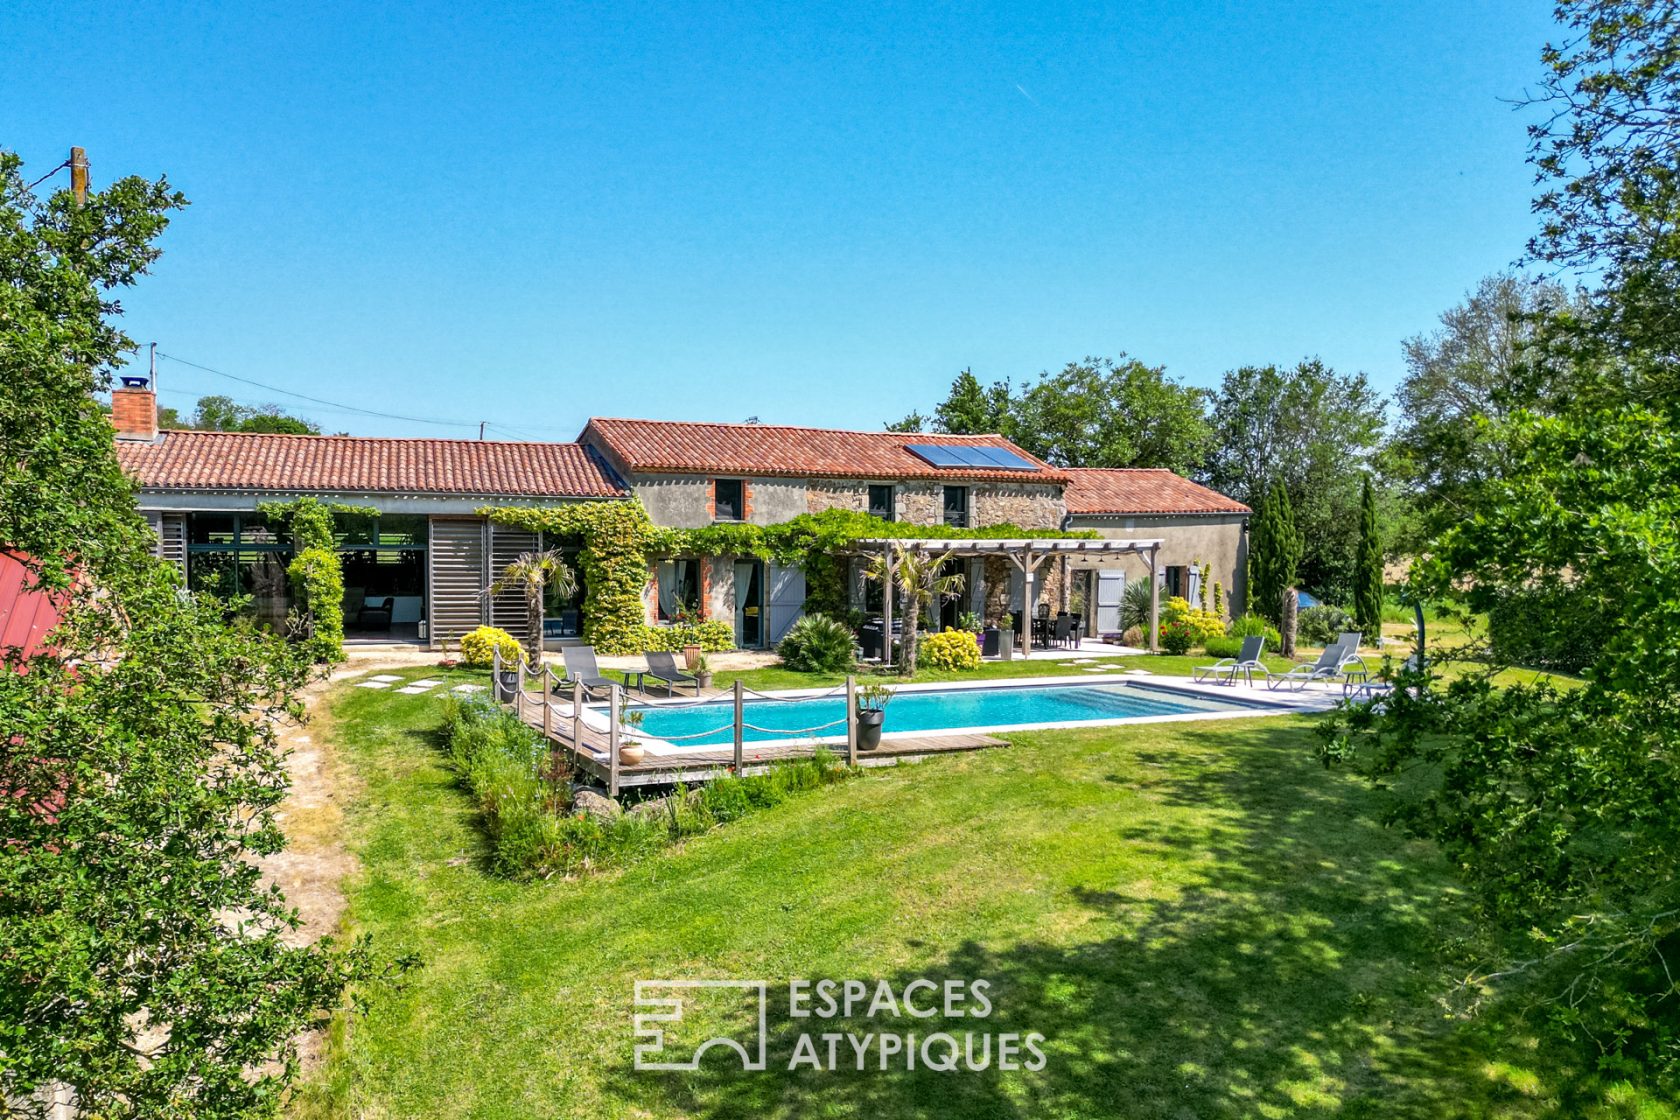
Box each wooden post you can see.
[69,147,88,207]
[571,679,583,749]
[1148,544,1161,652]
[732,678,745,773]
[845,674,857,767]
[516,651,526,719]
[608,682,621,798]
[541,666,552,738]
[1022,547,1035,653]
[879,545,894,668]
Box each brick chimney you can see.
[112,375,158,442]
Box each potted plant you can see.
[693,653,714,690]
[618,708,646,767]
[438,637,460,669]
[671,605,704,668]
[855,681,894,751]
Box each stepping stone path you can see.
[369,674,402,682]
[356,680,392,689]
[451,684,486,694]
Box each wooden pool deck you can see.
[496,659,1006,793]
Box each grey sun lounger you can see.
[643,650,700,696]
[1267,639,1351,691]
[1193,635,1268,685]
[561,645,618,699]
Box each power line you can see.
[156,351,475,428]
[152,351,588,438]
[24,159,70,192]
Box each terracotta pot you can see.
[696,672,714,690]
[682,644,703,669]
[619,742,646,767]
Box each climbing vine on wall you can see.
[481,504,1104,654]
[256,497,377,663]
[478,500,664,655]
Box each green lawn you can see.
[706,651,1300,693]
[288,667,1647,1119]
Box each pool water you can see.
[629,681,1255,746]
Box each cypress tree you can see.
[1353,473,1383,637]
[1249,480,1301,624]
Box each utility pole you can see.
[69,147,88,207]
[479,421,486,440]
[149,342,157,392]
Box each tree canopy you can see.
[1201,360,1386,604]
[892,356,1212,473]
[0,149,376,1117]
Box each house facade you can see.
[575,418,1072,645]
[1063,468,1251,636]
[112,378,1249,649]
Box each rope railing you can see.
[491,662,865,784]
[742,717,850,735]
[738,683,849,702]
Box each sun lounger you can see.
[643,650,700,696]
[1267,639,1351,691]
[1193,635,1268,685]
[561,645,618,699]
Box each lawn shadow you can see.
[598,719,1533,1119]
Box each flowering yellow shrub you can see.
[460,626,522,668]
[1161,596,1225,644]
[919,629,982,671]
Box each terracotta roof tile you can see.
[117,430,626,499]
[1064,468,1249,516]
[581,417,1069,483]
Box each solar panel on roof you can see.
[906,443,1037,471]
[905,443,963,468]
[971,445,1038,470]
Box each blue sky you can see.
[5,1,1554,439]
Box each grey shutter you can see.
[488,524,539,641]
[159,514,187,581]
[428,518,486,645]
[766,562,805,645]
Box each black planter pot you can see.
[856,708,886,751]
[494,669,520,704]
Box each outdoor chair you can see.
[1052,616,1075,648]
[644,650,700,697]
[1267,639,1351,691]
[1193,635,1268,685]
[561,645,619,700]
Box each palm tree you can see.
[486,549,576,668]
[863,545,965,675]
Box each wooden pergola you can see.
[853,537,1163,654]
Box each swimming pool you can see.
[628,680,1260,747]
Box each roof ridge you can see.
[586,416,1014,442]
[157,428,578,450]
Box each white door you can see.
[766,563,805,645]
[1096,570,1126,635]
